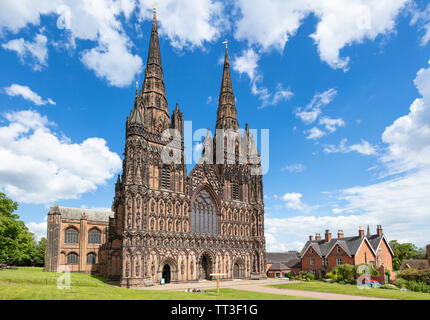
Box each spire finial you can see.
[223,39,229,49]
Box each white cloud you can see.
[233,48,293,108]
[324,138,377,156]
[233,0,409,70]
[27,219,47,241]
[410,3,430,46]
[306,127,326,140]
[137,0,226,49]
[0,110,122,204]
[281,163,306,173]
[319,116,345,133]
[281,192,309,212]
[2,34,48,71]
[4,84,56,106]
[0,0,143,87]
[296,88,338,125]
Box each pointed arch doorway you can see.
[199,253,213,280]
[162,264,171,284]
[233,263,240,279]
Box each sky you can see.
[1,0,430,252]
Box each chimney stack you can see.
[309,235,314,241]
[338,230,344,239]
[376,225,383,237]
[359,226,364,238]
[324,230,332,242]
[315,233,321,241]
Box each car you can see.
[368,280,381,288]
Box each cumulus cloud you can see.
[138,0,226,50]
[0,110,122,204]
[280,192,310,212]
[306,127,326,140]
[27,219,47,241]
[233,0,409,70]
[319,116,345,133]
[4,84,56,106]
[2,34,48,71]
[410,3,430,46]
[0,0,143,87]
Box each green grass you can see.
[270,281,430,300]
[0,267,309,300]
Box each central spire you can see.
[216,45,238,131]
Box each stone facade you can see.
[95,10,266,287]
[44,205,113,273]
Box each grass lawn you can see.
[0,267,310,300]
[270,281,430,300]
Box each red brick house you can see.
[266,252,301,278]
[300,225,394,281]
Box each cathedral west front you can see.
[45,9,266,287]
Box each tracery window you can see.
[191,189,217,234]
[88,228,101,244]
[67,253,79,265]
[87,252,97,265]
[232,183,240,201]
[65,228,78,244]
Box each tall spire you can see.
[141,7,170,132]
[216,43,238,131]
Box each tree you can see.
[0,193,37,266]
[32,237,46,266]
[389,240,426,271]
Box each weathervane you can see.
[222,40,230,49]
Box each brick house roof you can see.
[300,234,393,258]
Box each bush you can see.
[394,278,408,288]
[405,281,430,293]
[397,268,430,285]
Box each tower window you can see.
[232,183,240,201]
[88,228,101,244]
[160,165,171,190]
[67,253,79,265]
[87,253,97,265]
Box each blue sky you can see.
[1,0,430,251]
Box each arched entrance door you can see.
[201,255,210,280]
[162,264,171,283]
[233,263,240,279]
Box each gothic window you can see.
[232,183,240,201]
[87,253,97,265]
[65,227,78,244]
[88,228,101,244]
[67,252,78,265]
[191,189,217,234]
[160,165,171,190]
[156,97,161,108]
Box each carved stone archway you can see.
[157,257,178,283]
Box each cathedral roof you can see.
[49,205,114,222]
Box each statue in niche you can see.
[190,260,194,275]
[126,262,130,277]
[181,261,185,275]
[136,260,140,277]
[150,218,154,230]
[151,200,155,213]
[137,197,141,209]
[151,261,155,276]
[160,219,164,231]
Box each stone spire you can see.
[216,45,238,131]
[141,8,170,132]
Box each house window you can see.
[336,258,342,265]
[310,269,315,274]
[310,248,314,254]
[322,258,328,267]
[160,165,171,190]
[67,253,79,265]
[86,253,97,265]
[337,246,341,253]
[88,228,101,244]
[65,228,78,244]
[310,258,315,266]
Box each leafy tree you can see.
[389,240,426,271]
[32,237,46,266]
[0,193,37,266]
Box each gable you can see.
[188,164,222,197]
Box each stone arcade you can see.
[45,9,266,287]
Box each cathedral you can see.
[45,9,266,287]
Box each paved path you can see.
[137,279,392,300]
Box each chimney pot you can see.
[359,226,364,238]
[338,230,344,239]
[315,233,321,241]
[377,225,383,237]
[324,229,332,242]
[309,235,314,241]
